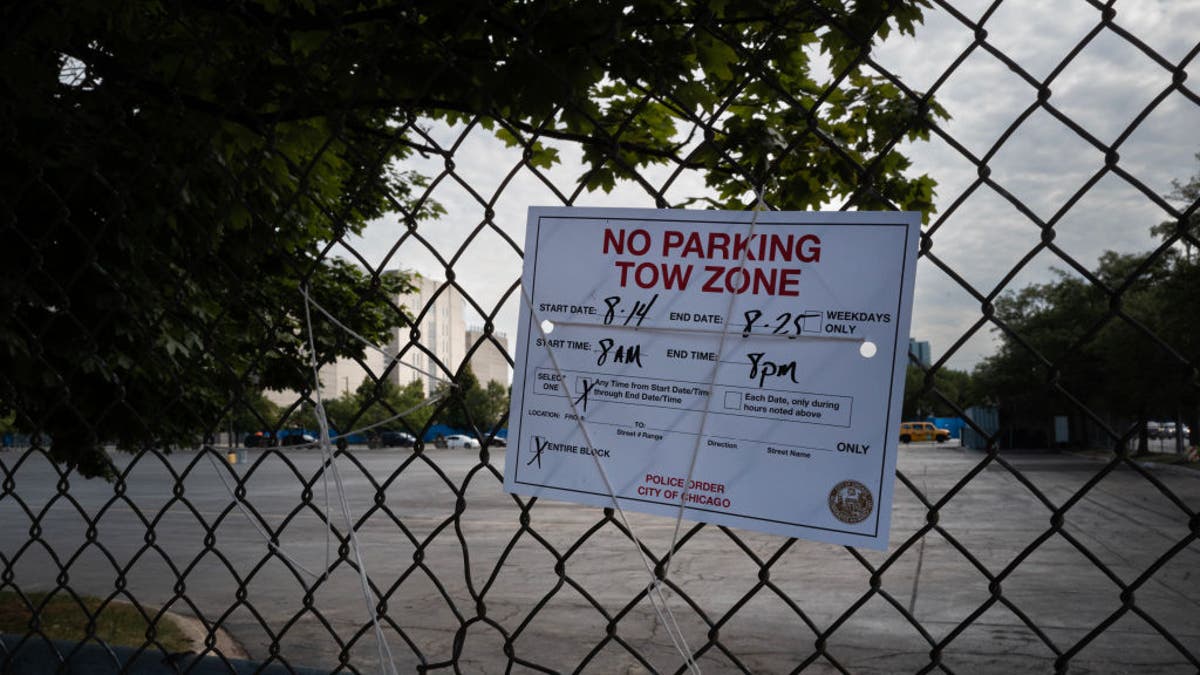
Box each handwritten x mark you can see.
[574,378,597,412]
[526,435,549,469]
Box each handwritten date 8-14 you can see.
[603,294,658,327]
[596,294,655,368]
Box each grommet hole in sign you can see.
[859,341,877,358]
[541,320,555,334]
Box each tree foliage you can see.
[1150,151,1200,263]
[903,365,979,420]
[287,377,433,442]
[434,367,509,436]
[1,0,944,476]
[974,163,1200,451]
[224,393,284,437]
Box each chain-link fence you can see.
[2,1,1198,673]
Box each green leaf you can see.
[696,35,739,83]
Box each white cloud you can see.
[337,3,1200,375]
[874,1,1200,369]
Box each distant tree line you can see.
[972,158,1199,452]
[903,364,981,421]
[231,366,509,445]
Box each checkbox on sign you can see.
[576,377,589,393]
[800,310,823,334]
[724,392,742,410]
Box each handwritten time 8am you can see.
[603,227,821,297]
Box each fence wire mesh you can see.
[2,1,1199,673]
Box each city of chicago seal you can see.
[828,480,874,524]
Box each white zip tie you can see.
[209,288,458,675]
[520,284,702,675]
[303,288,399,675]
[663,190,768,586]
[299,285,453,388]
[204,451,324,580]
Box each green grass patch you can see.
[0,591,190,652]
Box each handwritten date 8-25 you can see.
[741,309,820,337]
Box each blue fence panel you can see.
[927,416,966,439]
[962,406,1000,450]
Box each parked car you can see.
[438,434,481,449]
[278,431,316,446]
[378,430,416,447]
[899,421,951,444]
[245,430,316,447]
[1156,422,1191,440]
[244,431,276,448]
[330,430,370,445]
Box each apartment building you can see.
[263,273,453,406]
[465,328,510,387]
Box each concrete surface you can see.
[1,443,1197,673]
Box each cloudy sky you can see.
[338,0,1200,375]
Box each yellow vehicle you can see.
[899,421,951,444]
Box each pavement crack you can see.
[908,470,929,617]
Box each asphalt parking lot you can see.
[2,442,1197,673]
